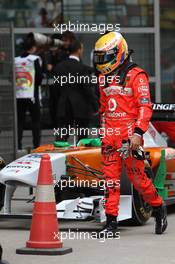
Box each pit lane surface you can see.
[0,188,175,264]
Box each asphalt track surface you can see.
[0,188,175,264]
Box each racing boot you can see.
[98,214,119,238]
[153,203,168,234]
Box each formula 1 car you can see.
[0,111,175,225]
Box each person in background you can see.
[15,37,43,149]
[46,31,77,73]
[46,31,77,128]
[0,51,6,77]
[31,8,49,27]
[54,39,98,142]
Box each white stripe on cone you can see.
[35,185,55,202]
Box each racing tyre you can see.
[0,157,6,211]
[121,165,154,226]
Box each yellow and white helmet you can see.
[93,31,128,75]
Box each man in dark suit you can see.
[54,39,99,142]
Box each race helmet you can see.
[93,31,128,75]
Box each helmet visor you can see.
[93,47,118,64]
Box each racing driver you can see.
[93,31,168,236]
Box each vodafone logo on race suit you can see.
[108,98,117,112]
[107,98,126,118]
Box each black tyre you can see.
[0,156,6,211]
[121,165,154,226]
[0,183,5,211]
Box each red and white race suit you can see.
[99,66,162,216]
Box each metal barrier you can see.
[0,23,17,163]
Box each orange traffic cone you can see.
[16,154,72,255]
